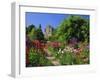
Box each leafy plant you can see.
[54,15,89,43]
[28,48,53,66]
[59,52,73,65]
[29,49,40,66]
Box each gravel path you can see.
[44,48,60,66]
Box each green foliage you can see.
[39,55,53,66]
[26,15,89,43]
[48,46,73,65]
[26,15,89,67]
[26,24,37,40]
[28,48,53,66]
[48,45,89,65]
[60,52,73,65]
[54,15,89,43]
[29,48,40,66]
[26,24,35,34]
[26,24,44,41]
[36,24,44,41]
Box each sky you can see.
[25,12,89,33]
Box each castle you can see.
[44,25,53,39]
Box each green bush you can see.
[28,48,53,66]
[29,49,40,66]
[48,46,59,58]
[59,52,73,65]
[39,55,53,66]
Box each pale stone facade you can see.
[44,25,53,39]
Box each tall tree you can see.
[36,24,44,41]
[55,15,89,43]
[27,24,37,40]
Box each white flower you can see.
[62,51,64,54]
[63,48,67,52]
[73,49,78,53]
[59,49,62,52]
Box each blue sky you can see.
[26,12,89,32]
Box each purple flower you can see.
[69,37,78,46]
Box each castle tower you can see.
[44,25,53,39]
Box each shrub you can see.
[59,52,73,65]
[29,49,40,66]
[28,48,53,66]
[39,55,53,66]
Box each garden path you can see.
[43,48,60,66]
